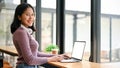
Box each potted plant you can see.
[45,44,59,54]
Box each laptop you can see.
[60,41,86,63]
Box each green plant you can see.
[45,44,59,52]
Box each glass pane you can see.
[41,0,56,51]
[42,0,56,9]
[77,15,90,60]
[101,0,120,62]
[0,0,20,46]
[112,18,120,62]
[101,0,120,15]
[27,0,36,6]
[65,0,91,61]
[0,0,20,67]
[41,12,56,51]
[65,14,74,53]
[101,16,110,62]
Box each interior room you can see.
[0,0,120,68]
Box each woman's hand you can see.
[58,53,71,59]
[47,55,64,62]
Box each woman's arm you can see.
[37,52,54,57]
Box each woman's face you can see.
[18,7,35,27]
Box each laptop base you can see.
[60,58,81,63]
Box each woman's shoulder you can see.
[13,27,27,35]
[13,27,30,41]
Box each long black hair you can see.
[10,3,36,34]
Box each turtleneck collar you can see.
[21,24,33,35]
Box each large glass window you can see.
[101,0,120,62]
[101,16,110,62]
[27,0,36,6]
[41,0,56,51]
[41,12,56,51]
[0,0,20,46]
[112,18,120,62]
[0,0,20,67]
[65,0,91,61]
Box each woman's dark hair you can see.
[10,3,36,34]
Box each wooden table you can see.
[0,45,18,56]
[48,61,120,68]
[0,45,18,68]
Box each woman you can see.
[10,3,67,68]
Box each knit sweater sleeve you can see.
[13,29,48,65]
[37,52,54,57]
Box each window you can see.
[41,0,56,51]
[65,0,91,61]
[0,0,20,46]
[101,0,120,62]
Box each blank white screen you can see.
[72,41,85,59]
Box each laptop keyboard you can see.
[60,58,79,63]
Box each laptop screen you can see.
[71,41,86,60]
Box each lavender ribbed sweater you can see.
[13,26,53,65]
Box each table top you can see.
[0,45,18,56]
[48,60,120,68]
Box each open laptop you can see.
[60,41,86,63]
